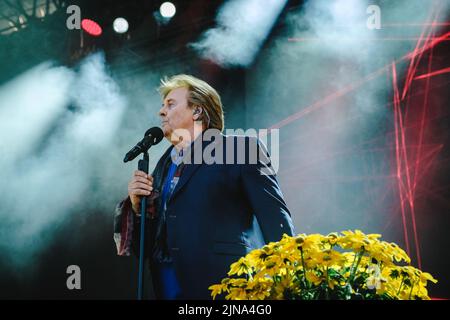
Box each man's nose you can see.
[159,105,166,117]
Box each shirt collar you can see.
[170,146,186,165]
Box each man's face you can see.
[159,87,193,140]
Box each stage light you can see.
[81,19,102,37]
[160,2,176,18]
[113,17,129,34]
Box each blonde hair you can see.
[158,74,224,132]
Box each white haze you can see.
[0,53,140,270]
[190,0,288,67]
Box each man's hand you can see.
[128,170,153,214]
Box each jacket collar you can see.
[168,130,220,202]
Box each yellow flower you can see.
[339,230,371,251]
[211,230,437,300]
[303,255,318,269]
[305,270,322,286]
[389,242,411,263]
[294,233,306,245]
[301,234,324,251]
[367,233,382,241]
[228,257,251,276]
[209,283,227,300]
[279,237,297,251]
[365,242,392,265]
[326,232,340,246]
[356,255,372,271]
[311,249,343,267]
[420,272,437,284]
[342,252,356,267]
[248,286,272,300]
[414,283,430,300]
[400,265,421,279]
[328,279,340,290]
[225,288,248,300]
[278,275,294,288]
[377,277,396,297]
[260,261,281,277]
[246,249,267,269]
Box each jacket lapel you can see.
[168,162,202,203]
[168,135,217,202]
[153,145,174,191]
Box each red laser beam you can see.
[392,62,411,256]
[401,98,422,268]
[414,66,450,80]
[382,22,450,27]
[268,67,387,130]
[280,143,441,175]
[412,145,443,188]
[277,31,450,131]
[404,31,450,60]
[407,25,439,270]
[404,2,447,269]
[278,77,450,151]
[288,37,450,42]
[401,5,439,101]
[413,33,435,199]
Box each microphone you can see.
[123,127,164,163]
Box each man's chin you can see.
[161,125,169,136]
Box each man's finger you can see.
[132,182,153,191]
[131,188,152,196]
[133,176,152,185]
[134,170,148,178]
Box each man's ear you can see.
[192,106,203,121]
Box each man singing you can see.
[114,74,295,299]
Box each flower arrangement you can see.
[209,230,437,300]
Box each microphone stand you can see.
[123,126,162,300]
[137,151,149,300]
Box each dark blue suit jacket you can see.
[115,134,295,299]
